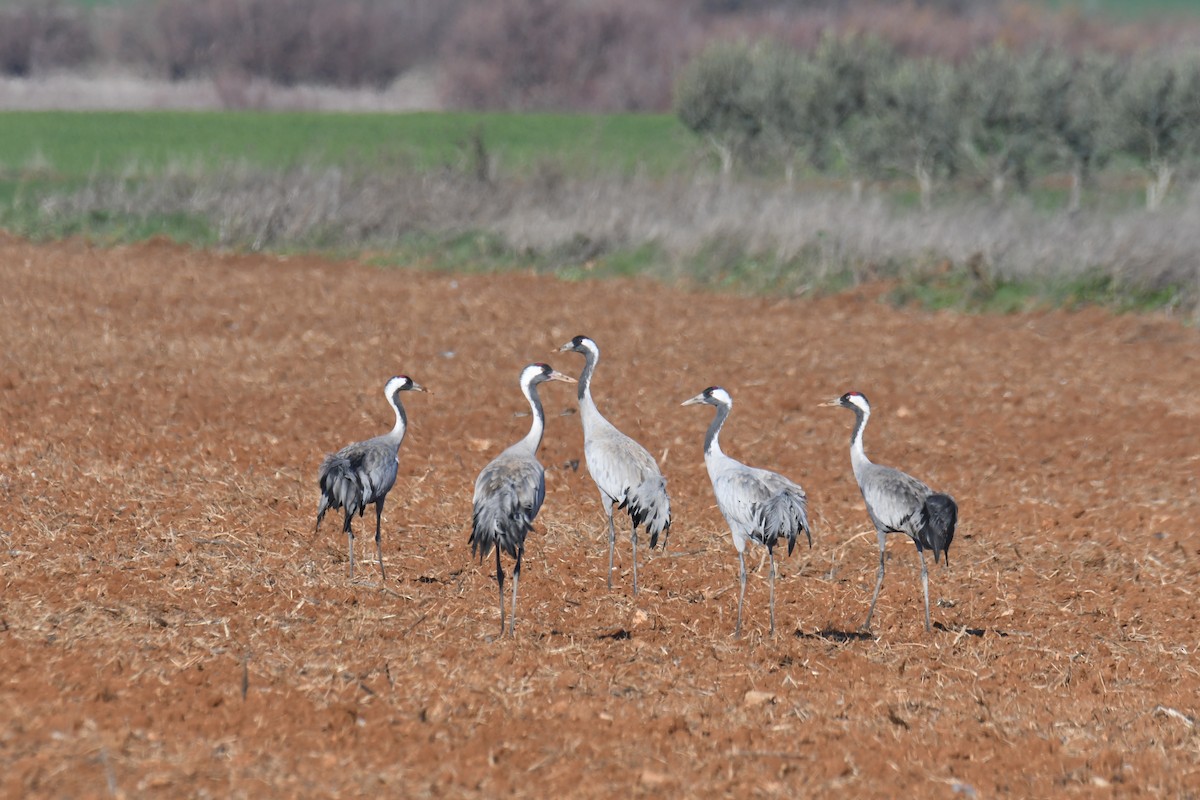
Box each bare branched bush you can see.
[441,0,696,111]
[123,0,459,86]
[0,2,94,77]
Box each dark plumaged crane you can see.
[557,335,671,595]
[469,363,576,636]
[822,391,957,632]
[683,386,812,637]
[316,375,427,581]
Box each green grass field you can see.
[0,111,693,181]
[0,109,1194,319]
[1051,0,1200,16]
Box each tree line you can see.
[674,37,1200,210]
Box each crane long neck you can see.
[387,392,408,444]
[704,402,730,459]
[519,380,546,454]
[849,405,870,472]
[576,347,597,405]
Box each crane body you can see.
[822,391,957,632]
[469,363,576,636]
[316,375,426,581]
[558,335,671,594]
[683,386,811,637]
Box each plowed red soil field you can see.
[1,234,1198,797]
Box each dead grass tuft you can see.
[0,236,1196,795]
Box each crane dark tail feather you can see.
[470,500,535,562]
[317,455,367,521]
[757,492,810,559]
[919,493,957,566]
[618,477,672,550]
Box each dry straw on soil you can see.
[0,235,1197,796]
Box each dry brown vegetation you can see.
[1,235,1198,796]
[41,167,1200,316]
[4,1,1200,111]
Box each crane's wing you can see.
[712,465,773,533]
[918,492,957,565]
[860,462,932,536]
[317,437,401,525]
[584,428,671,546]
[470,453,546,559]
[583,427,660,503]
[713,463,809,553]
[753,470,810,554]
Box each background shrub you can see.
[0,2,94,78]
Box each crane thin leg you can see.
[510,548,523,637]
[344,513,355,580]
[495,547,506,636]
[735,550,747,638]
[863,531,887,631]
[768,548,776,637]
[374,501,387,582]
[630,525,639,596]
[918,547,931,632]
[605,503,616,591]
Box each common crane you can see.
[557,335,671,595]
[470,363,576,636]
[682,386,811,637]
[822,391,957,632]
[316,375,427,581]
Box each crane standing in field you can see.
[316,375,427,581]
[557,335,671,595]
[470,363,576,636]
[822,391,957,632]
[682,386,812,637]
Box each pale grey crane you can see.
[557,335,671,595]
[822,391,957,632]
[470,363,576,636]
[682,386,812,637]
[316,375,427,581]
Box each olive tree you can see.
[674,42,765,177]
[1025,51,1124,212]
[807,33,898,198]
[855,57,960,211]
[754,43,820,185]
[957,46,1040,200]
[1113,54,1200,210]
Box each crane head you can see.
[681,386,732,409]
[556,335,598,357]
[820,391,869,415]
[386,375,428,396]
[522,363,577,387]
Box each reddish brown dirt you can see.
[1,234,1198,797]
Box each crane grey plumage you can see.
[557,335,671,595]
[822,391,957,632]
[469,363,576,636]
[683,386,812,637]
[316,375,426,581]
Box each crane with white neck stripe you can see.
[469,363,576,636]
[683,386,811,637]
[822,391,957,632]
[557,335,671,595]
[316,375,427,581]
